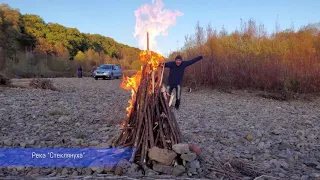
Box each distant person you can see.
[161,55,203,109]
[91,65,97,77]
[77,66,83,78]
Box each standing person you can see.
[161,55,203,109]
[77,66,83,78]
[91,65,97,77]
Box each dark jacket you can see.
[164,56,203,86]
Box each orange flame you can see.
[120,50,164,126]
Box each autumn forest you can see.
[0,3,141,77]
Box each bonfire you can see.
[114,32,182,165]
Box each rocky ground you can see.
[0,77,320,179]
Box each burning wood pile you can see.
[114,33,183,165]
[112,33,205,177]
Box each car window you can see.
[99,65,112,69]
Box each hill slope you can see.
[0,3,141,77]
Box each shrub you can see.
[29,78,57,91]
[0,73,11,86]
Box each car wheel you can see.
[94,77,98,80]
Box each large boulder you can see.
[148,147,177,165]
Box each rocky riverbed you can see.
[0,78,320,179]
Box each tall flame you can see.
[121,50,164,119]
[133,0,183,52]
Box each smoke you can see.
[133,0,183,53]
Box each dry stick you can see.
[142,96,150,164]
[159,65,165,86]
[152,71,155,94]
[138,74,150,163]
[155,128,160,147]
[172,116,181,143]
[169,111,181,143]
[159,117,168,149]
[143,114,149,164]
[147,103,155,148]
[140,126,146,164]
[135,127,145,161]
[129,66,147,162]
[160,95,178,143]
[164,94,181,142]
[165,119,175,146]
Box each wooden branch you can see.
[160,66,165,85]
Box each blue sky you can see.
[1,0,320,57]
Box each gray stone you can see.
[303,158,320,166]
[301,175,309,180]
[83,168,92,175]
[126,163,143,176]
[47,171,57,177]
[280,161,289,169]
[255,130,262,137]
[99,127,110,132]
[58,116,71,122]
[104,166,114,172]
[172,165,185,176]
[148,147,177,165]
[61,168,68,175]
[258,142,265,150]
[114,167,123,175]
[90,166,104,173]
[117,159,130,169]
[19,142,27,148]
[152,164,173,174]
[74,138,84,145]
[290,175,300,180]
[181,153,197,162]
[269,159,281,170]
[16,166,25,171]
[278,142,290,150]
[89,140,100,146]
[4,139,12,146]
[172,143,190,154]
[189,160,201,169]
[145,168,159,176]
[27,139,36,145]
[83,176,93,180]
[311,173,320,178]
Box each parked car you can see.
[92,64,122,80]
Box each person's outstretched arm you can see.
[161,61,176,68]
[183,56,203,67]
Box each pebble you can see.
[27,139,36,145]
[4,139,12,146]
[280,161,289,169]
[258,142,265,150]
[301,175,309,180]
[181,153,197,162]
[61,168,68,175]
